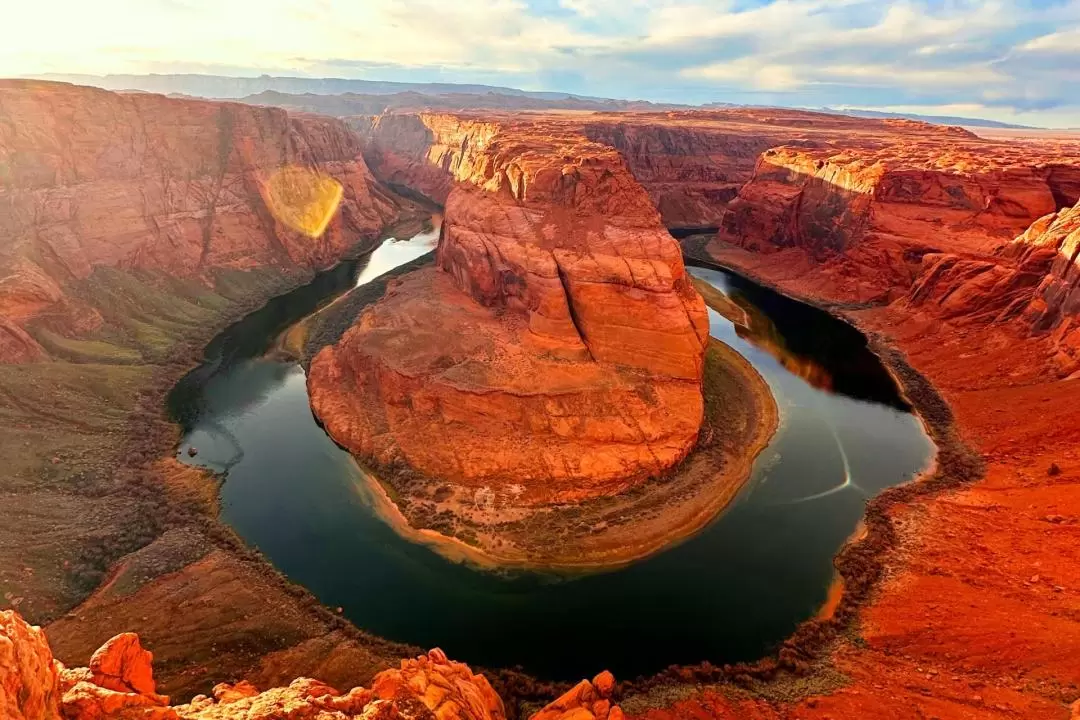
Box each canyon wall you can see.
[904,199,1080,370]
[6,86,1080,720]
[690,121,1080,720]
[310,113,708,501]
[0,80,419,696]
[0,79,403,363]
[714,136,1080,308]
[579,120,776,229]
[579,110,979,232]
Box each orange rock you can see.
[3,614,505,720]
[591,671,614,699]
[311,113,707,498]
[62,681,177,720]
[1018,200,1080,369]
[1,610,62,720]
[58,665,94,695]
[528,671,623,720]
[0,79,403,364]
[714,140,1075,303]
[88,633,159,699]
[371,649,504,720]
[210,681,259,704]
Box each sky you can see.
[4,0,1080,127]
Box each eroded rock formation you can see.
[0,79,403,363]
[310,114,708,500]
[1,610,61,720]
[1017,200,1080,368]
[0,80,417,697]
[2,609,621,720]
[715,141,1079,303]
[687,119,1080,720]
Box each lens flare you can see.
[263,166,344,238]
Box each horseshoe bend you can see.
[300,113,785,567]
[2,74,1080,720]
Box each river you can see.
[167,219,933,681]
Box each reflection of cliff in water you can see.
[690,266,910,410]
[733,302,834,393]
[693,277,833,394]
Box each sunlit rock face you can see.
[911,199,1080,372]
[310,113,708,501]
[1018,200,1080,337]
[2,608,623,720]
[0,610,61,720]
[698,117,1080,374]
[0,80,401,363]
[717,136,1080,305]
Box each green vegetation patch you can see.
[32,328,143,364]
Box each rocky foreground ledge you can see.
[2,609,621,720]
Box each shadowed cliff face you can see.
[579,122,778,229]
[310,113,708,498]
[0,80,403,363]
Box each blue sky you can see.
[5,0,1080,126]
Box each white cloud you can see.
[819,63,1006,87]
[1022,28,1080,52]
[682,59,802,91]
[1,0,1079,125]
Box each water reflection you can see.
[355,214,440,286]
[695,278,834,393]
[690,266,910,411]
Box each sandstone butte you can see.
[5,77,1080,720]
[308,113,709,501]
[1,608,623,720]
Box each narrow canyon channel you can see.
[167,217,934,681]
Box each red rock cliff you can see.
[578,109,980,232]
[579,120,776,229]
[717,137,1080,305]
[907,198,1080,372]
[0,80,403,362]
[310,113,708,501]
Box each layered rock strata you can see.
[310,114,708,500]
[716,141,1080,304]
[0,79,402,362]
[692,123,1080,719]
